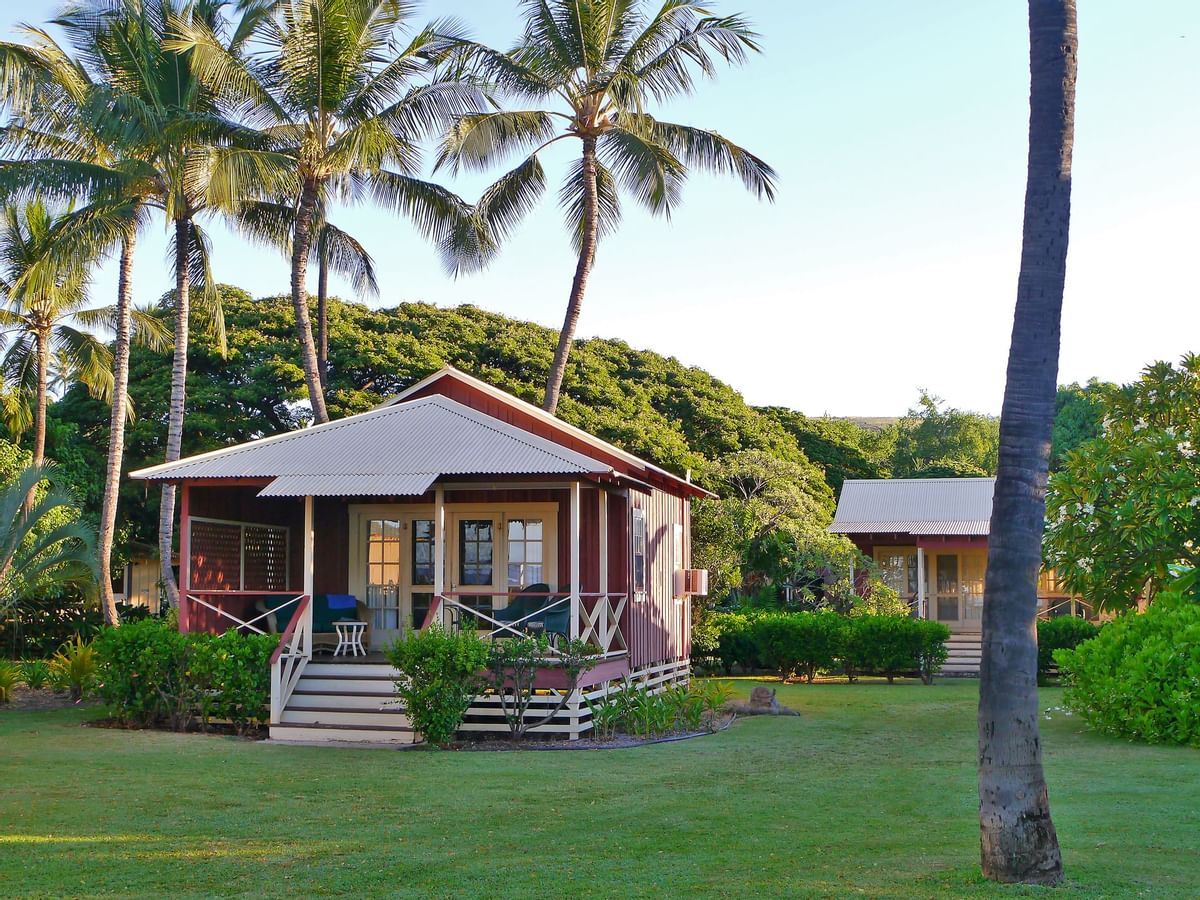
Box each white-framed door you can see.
[927,550,987,633]
[349,502,558,643]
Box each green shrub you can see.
[50,636,97,701]
[385,626,490,747]
[1037,616,1100,684]
[708,611,759,674]
[1055,599,1200,747]
[753,611,845,682]
[94,619,275,733]
[20,659,50,690]
[485,635,596,739]
[689,617,722,674]
[842,616,914,683]
[0,660,20,702]
[912,619,951,685]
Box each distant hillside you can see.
[836,416,902,432]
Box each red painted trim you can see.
[179,483,190,633]
[420,596,442,631]
[269,594,311,665]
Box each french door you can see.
[448,514,502,631]
[360,512,436,649]
[929,551,986,632]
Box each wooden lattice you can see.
[244,525,289,591]
[190,520,242,590]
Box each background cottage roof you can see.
[129,395,614,496]
[829,477,996,536]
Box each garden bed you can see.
[2,686,95,712]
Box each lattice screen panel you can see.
[190,520,242,590]
[243,525,289,591]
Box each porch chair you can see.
[256,594,369,652]
[493,584,570,646]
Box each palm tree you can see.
[0,22,150,626]
[0,463,98,620]
[235,197,378,390]
[170,0,487,424]
[977,0,1075,884]
[440,0,776,414]
[0,0,236,617]
[0,200,169,467]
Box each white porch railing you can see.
[1038,597,1095,620]
[269,595,312,723]
[424,592,628,657]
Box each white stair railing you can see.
[270,595,312,724]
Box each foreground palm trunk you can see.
[978,0,1075,884]
[159,217,192,611]
[291,180,330,424]
[98,226,137,626]
[543,136,600,415]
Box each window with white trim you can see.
[632,508,647,597]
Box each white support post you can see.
[916,546,927,620]
[434,484,446,629]
[302,495,314,657]
[569,480,581,640]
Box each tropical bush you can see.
[586,680,730,740]
[1055,593,1200,747]
[1037,616,1100,684]
[19,658,49,690]
[0,660,20,701]
[94,619,275,733]
[385,626,490,747]
[697,611,949,683]
[50,636,98,701]
[754,610,845,682]
[2,598,152,660]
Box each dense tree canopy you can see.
[890,392,999,478]
[1050,379,1112,471]
[1044,356,1200,608]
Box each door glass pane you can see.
[937,555,959,594]
[412,519,434,586]
[459,520,494,586]
[506,518,545,588]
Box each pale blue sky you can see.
[2,1,1198,415]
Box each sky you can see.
[1,1,1198,416]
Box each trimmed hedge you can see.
[1054,600,1200,747]
[94,618,276,734]
[692,611,950,683]
[1036,616,1100,684]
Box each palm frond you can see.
[436,110,559,175]
[599,124,685,216]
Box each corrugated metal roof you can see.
[129,395,613,492]
[829,478,995,536]
[257,473,438,498]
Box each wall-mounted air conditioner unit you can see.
[674,568,709,597]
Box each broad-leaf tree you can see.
[978,0,1075,883]
[170,0,487,424]
[441,0,776,414]
[1044,356,1200,607]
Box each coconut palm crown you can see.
[439,0,777,414]
[169,0,490,424]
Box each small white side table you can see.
[333,620,367,657]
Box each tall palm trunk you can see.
[291,179,329,424]
[544,135,600,415]
[98,223,137,626]
[158,216,191,611]
[32,327,49,467]
[317,247,329,391]
[978,0,1075,884]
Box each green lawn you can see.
[2,680,1197,899]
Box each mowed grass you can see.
[2,679,1197,899]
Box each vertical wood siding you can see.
[627,487,688,669]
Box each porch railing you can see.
[185,590,306,636]
[1038,597,1095,621]
[423,591,628,657]
[269,595,312,723]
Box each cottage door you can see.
[448,514,502,631]
[364,517,404,648]
[933,554,962,629]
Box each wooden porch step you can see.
[296,676,398,694]
[290,690,398,710]
[281,707,412,729]
[268,722,416,744]
[302,663,398,678]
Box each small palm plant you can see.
[51,635,98,701]
[441,0,777,413]
[0,464,98,629]
[0,660,20,702]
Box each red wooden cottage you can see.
[131,367,708,742]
